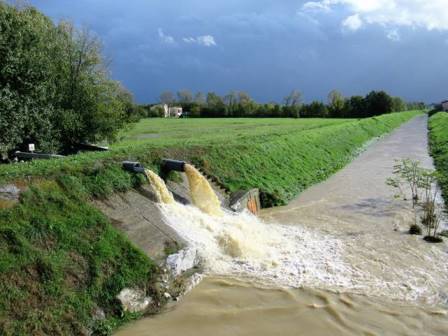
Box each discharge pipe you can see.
[160,159,186,180]
[122,161,145,174]
[122,159,186,181]
[161,159,186,172]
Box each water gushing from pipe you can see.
[144,169,174,204]
[184,164,223,216]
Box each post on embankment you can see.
[229,189,261,215]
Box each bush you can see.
[409,224,422,235]
[423,236,443,243]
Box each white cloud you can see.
[158,28,175,44]
[302,0,448,30]
[387,29,400,41]
[302,1,332,11]
[342,14,363,31]
[183,35,217,47]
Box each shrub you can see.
[409,224,422,235]
[423,236,443,243]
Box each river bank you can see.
[429,112,448,207]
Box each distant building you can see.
[166,105,183,118]
[149,104,183,118]
[442,100,448,111]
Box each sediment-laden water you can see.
[184,163,223,216]
[116,277,448,336]
[144,169,175,204]
[117,116,448,335]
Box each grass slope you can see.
[114,118,351,148]
[0,112,419,335]
[0,171,157,336]
[197,112,420,206]
[429,112,448,205]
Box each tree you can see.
[204,92,226,117]
[224,91,239,116]
[301,101,328,118]
[0,3,131,157]
[284,90,303,107]
[194,92,206,105]
[177,90,193,104]
[283,90,303,118]
[236,91,256,117]
[56,22,130,150]
[392,96,406,112]
[364,91,394,117]
[407,101,426,111]
[160,91,176,106]
[328,90,345,118]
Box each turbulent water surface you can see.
[116,115,448,336]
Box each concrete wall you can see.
[93,186,185,262]
[229,189,261,215]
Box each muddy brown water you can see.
[116,115,448,336]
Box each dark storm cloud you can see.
[28,0,448,103]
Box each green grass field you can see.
[429,112,448,205]
[0,111,421,335]
[114,118,352,148]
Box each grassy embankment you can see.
[429,112,448,205]
[0,111,420,335]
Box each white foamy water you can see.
[159,202,358,290]
[159,201,448,303]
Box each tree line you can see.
[143,89,425,119]
[0,2,142,159]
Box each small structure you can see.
[442,100,448,112]
[150,104,183,118]
[164,105,183,118]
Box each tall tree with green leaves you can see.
[0,2,132,157]
[328,90,345,118]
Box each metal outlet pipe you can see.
[161,159,186,172]
[122,161,145,174]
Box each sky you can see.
[27,0,448,104]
